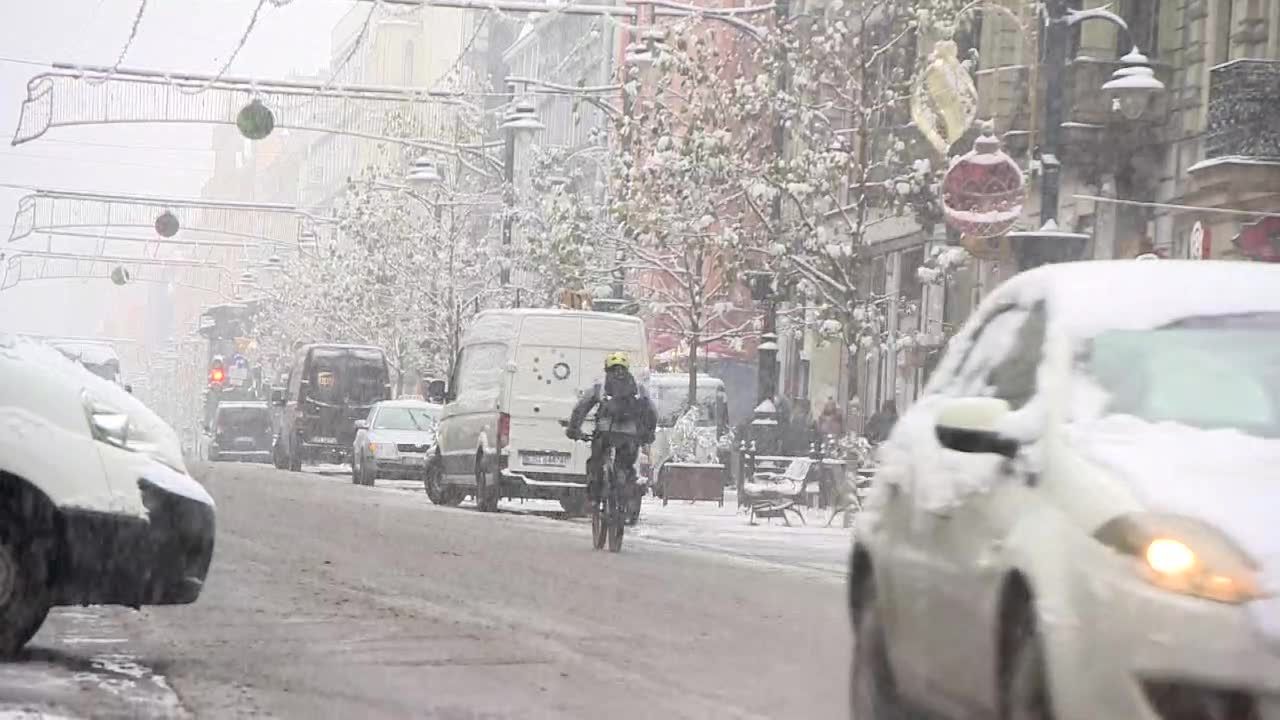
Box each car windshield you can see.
[217,407,271,434]
[652,383,722,427]
[373,407,436,431]
[1082,313,1280,438]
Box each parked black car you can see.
[271,344,392,471]
[207,401,274,463]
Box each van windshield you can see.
[652,382,723,427]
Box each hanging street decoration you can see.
[941,121,1025,242]
[110,265,131,286]
[912,39,980,157]
[154,210,180,238]
[236,98,276,141]
[1232,216,1280,262]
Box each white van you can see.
[430,309,648,513]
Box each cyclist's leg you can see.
[587,434,607,501]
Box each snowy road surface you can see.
[4,462,852,719]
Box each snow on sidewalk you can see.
[632,491,852,577]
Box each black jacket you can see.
[568,367,657,440]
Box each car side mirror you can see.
[354,419,369,430]
[934,397,1019,459]
[124,384,133,394]
[270,388,286,406]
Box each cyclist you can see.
[566,352,657,502]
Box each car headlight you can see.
[374,442,398,459]
[83,391,131,448]
[1094,513,1265,604]
[82,391,184,472]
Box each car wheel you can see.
[288,436,302,472]
[0,507,53,657]
[473,454,499,513]
[558,492,587,516]
[273,438,288,470]
[361,459,377,487]
[424,462,460,505]
[1004,610,1055,720]
[208,449,220,463]
[851,581,909,720]
[351,454,360,483]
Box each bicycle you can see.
[562,422,626,552]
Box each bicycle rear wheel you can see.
[606,467,624,553]
[591,462,612,550]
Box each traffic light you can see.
[209,358,226,386]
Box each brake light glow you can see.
[497,413,510,449]
[209,367,225,384]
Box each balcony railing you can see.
[1205,59,1280,161]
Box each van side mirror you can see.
[270,388,286,406]
[934,397,1019,459]
[354,419,369,430]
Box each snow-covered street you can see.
[1,461,851,719]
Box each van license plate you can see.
[520,451,571,467]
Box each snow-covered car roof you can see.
[216,401,270,410]
[374,399,442,411]
[994,260,1280,337]
[48,340,120,365]
[300,343,386,352]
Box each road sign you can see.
[1189,221,1211,259]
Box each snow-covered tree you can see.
[731,0,958,385]
[612,23,767,406]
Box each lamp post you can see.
[745,270,781,452]
[1010,2,1165,270]
[498,94,546,307]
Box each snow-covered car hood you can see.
[367,428,436,447]
[1070,415,1280,579]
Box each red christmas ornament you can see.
[941,124,1025,240]
[1233,217,1280,262]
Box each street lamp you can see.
[405,154,444,186]
[1012,2,1166,271]
[498,96,545,303]
[1102,49,1165,121]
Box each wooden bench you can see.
[741,457,814,526]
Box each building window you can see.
[898,246,925,304]
[1214,0,1234,65]
[403,41,416,85]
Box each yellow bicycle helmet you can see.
[604,351,630,370]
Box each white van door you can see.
[506,314,585,476]
[439,341,510,483]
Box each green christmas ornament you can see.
[237,99,275,141]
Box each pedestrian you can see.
[865,400,899,445]
[818,396,844,440]
[783,398,815,456]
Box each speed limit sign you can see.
[1189,221,1211,259]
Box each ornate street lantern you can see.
[941,122,1025,240]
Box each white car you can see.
[850,260,1280,720]
[351,399,441,487]
[0,335,215,656]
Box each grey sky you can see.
[0,0,350,336]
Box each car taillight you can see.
[497,413,510,449]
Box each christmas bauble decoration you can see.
[237,99,275,141]
[155,210,179,238]
[111,265,131,286]
[912,40,979,157]
[1233,217,1280,262]
[941,123,1024,240]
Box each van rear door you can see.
[507,314,585,475]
